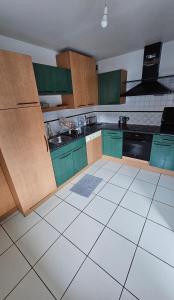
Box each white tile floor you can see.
[1,159,174,300]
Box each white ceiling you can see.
[0,0,174,60]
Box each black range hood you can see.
[123,42,173,96]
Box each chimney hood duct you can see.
[123,42,173,96]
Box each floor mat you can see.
[70,174,102,197]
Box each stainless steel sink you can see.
[49,135,73,145]
[49,137,62,144]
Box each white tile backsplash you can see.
[43,94,174,133]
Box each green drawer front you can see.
[51,143,72,159]
[150,143,174,171]
[102,130,123,138]
[153,134,174,144]
[102,134,123,158]
[71,137,86,150]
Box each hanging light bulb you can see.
[101,2,108,28]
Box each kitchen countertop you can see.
[49,123,173,152]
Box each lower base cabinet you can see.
[150,134,174,171]
[86,132,102,164]
[102,130,123,158]
[51,138,87,185]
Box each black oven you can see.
[123,132,153,161]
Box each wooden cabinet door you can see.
[57,51,98,108]
[70,51,88,107]
[86,137,102,164]
[0,107,56,214]
[0,50,39,109]
[0,164,16,219]
[85,56,98,106]
[71,52,98,107]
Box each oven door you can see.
[123,132,153,161]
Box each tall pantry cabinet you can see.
[0,50,56,217]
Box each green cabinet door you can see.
[51,151,74,185]
[150,143,174,171]
[33,63,72,95]
[102,130,123,158]
[98,70,121,105]
[51,138,87,186]
[72,145,87,174]
[150,134,174,171]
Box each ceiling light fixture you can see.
[101,0,108,28]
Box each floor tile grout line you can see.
[107,179,155,200]
[0,242,14,258]
[0,216,45,258]
[157,184,174,193]
[59,183,126,300]
[32,191,99,267]
[1,224,58,300]
[1,164,173,299]
[138,245,174,269]
[60,203,174,271]
[42,173,174,272]
[118,172,162,300]
[33,170,174,299]
[123,287,141,300]
[95,185,174,234]
[60,234,140,300]
[3,268,33,300]
[0,211,20,226]
[35,196,64,218]
[153,198,174,209]
[146,217,174,233]
[59,166,128,300]
[1,201,84,299]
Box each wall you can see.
[0,34,57,65]
[97,40,174,125]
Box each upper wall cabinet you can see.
[33,63,73,95]
[56,50,98,108]
[98,70,127,105]
[0,50,39,109]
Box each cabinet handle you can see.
[17,101,38,105]
[154,143,171,147]
[44,135,49,152]
[110,137,121,140]
[59,153,71,159]
[73,147,82,152]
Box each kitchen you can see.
[1,1,174,299]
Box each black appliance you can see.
[123,42,173,96]
[123,132,153,161]
[118,116,129,126]
[160,107,174,133]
